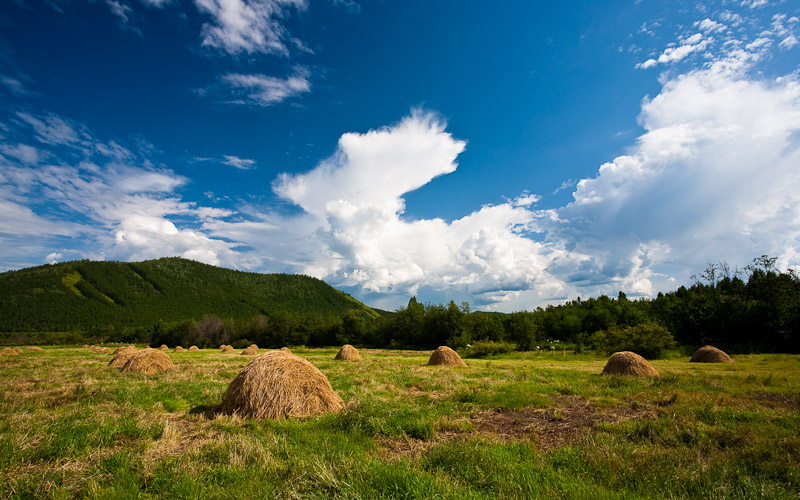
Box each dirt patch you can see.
[755,393,800,409]
[471,395,657,449]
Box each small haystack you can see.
[221,345,235,354]
[427,346,467,367]
[334,344,361,361]
[108,345,138,368]
[27,346,44,352]
[158,344,168,351]
[249,344,259,350]
[2,347,19,356]
[220,350,344,420]
[241,346,258,356]
[602,351,659,377]
[121,348,174,375]
[82,344,89,349]
[174,346,185,353]
[13,347,24,355]
[188,345,200,352]
[690,345,733,363]
[280,347,292,354]
[112,345,136,355]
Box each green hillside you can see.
[0,257,380,332]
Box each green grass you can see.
[0,347,798,498]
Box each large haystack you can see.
[334,344,362,361]
[241,346,258,356]
[690,345,733,363]
[221,345,235,354]
[2,347,19,356]
[220,350,344,420]
[249,344,259,349]
[174,346,185,353]
[13,347,24,355]
[188,345,200,352]
[27,346,44,352]
[602,351,659,377]
[108,345,138,368]
[121,348,174,375]
[427,346,467,367]
[112,345,136,355]
[158,344,168,351]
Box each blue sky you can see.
[1,0,799,311]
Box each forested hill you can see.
[0,258,380,331]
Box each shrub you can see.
[589,324,676,359]
[464,340,517,358]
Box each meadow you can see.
[0,347,798,499]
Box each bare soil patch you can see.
[471,395,658,449]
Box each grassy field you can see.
[0,347,798,499]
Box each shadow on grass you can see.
[189,404,220,419]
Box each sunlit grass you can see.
[0,347,798,498]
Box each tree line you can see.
[3,256,798,355]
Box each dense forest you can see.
[1,256,798,355]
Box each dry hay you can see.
[112,345,136,355]
[90,346,112,354]
[82,344,89,349]
[690,345,733,363]
[108,345,138,368]
[174,346,185,353]
[249,344,259,350]
[220,350,344,420]
[220,345,235,354]
[280,347,292,354]
[26,346,44,352]
[121,348,174,375]
[602,351,659,377]
[13,347,24,354]
[188,345,200,352]
[241,346,258,356]
[2,347,19,356]
[158,344,169,351]
[427,346,467,367]
[334,344,362,361]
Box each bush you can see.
[464,340,517,358]
[589,324,676,359]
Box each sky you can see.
[1,0,799,312]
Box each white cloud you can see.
[696,18,726,33]
[222,155,257,169]
[637,33,710,69]
[779,35,799,49]
[218,66,311,106]
[740,0,768,8]
[194,0,307,56]
[45,252,62,264]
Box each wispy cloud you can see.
[194,0,307,56]
[215,66,311,107]
[222,155,257,170]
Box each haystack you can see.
[112,345,136,355]
[158,344,168,351]
[2,347,18,356]
[427,346,467,367]
[13,347,24,355]
[602,351,659,377]
[280,347,292,354]
[249,344,259,350]
[221,345,235,354]
[82,344,89,349]
[241,346,258,356]
[108,345,138,368]
[334,344,361,361]
[27,346,44,352]
[188,345,200,352]
[220,350,344,420]
[174,346,185,353]
[121,348,174,375]
[690,345,733,363]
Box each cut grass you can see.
[0,348,798,499]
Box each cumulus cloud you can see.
[195,0,307,56]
